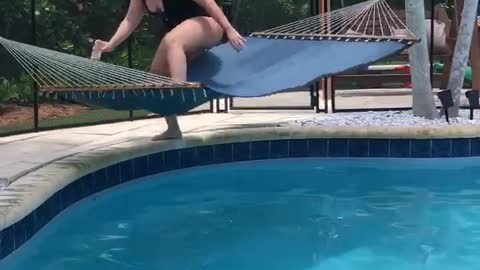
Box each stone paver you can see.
[0,111,309,184]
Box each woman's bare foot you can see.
[152,115,183,141]
[152,128,183,141]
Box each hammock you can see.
[0,0,417,116]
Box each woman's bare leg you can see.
[148,39,182,140]
[152,16,224,141]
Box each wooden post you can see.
[319,0,332,113]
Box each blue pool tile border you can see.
[1,137,480,260]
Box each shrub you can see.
[0,78,18,103]
[0,74,34,104]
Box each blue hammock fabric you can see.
[56,37,411,115]
[187,36,411,97]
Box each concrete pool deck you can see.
[0,111,315,231]
[3,109,480,186]
[0,111,319,183]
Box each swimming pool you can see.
[1,157,479,270]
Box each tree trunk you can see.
[440,1,460,89]
[405,0,438,119]
[470,21,480,90]
[448,0,479,116]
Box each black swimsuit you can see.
[142,0,208,30]
[142,0,227,43]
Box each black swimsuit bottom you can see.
[142,0,228,43]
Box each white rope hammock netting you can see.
[0,36,201,92]
[252,0,417,42]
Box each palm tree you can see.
[405,0,438,119]
[448,0,479,116]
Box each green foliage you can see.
[0,78,18,103]
[0,74,33,103]
[231,0,310,34]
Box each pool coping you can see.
[2,123,480,259]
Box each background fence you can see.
[0,0,463,136]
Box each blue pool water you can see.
[2,158,480,270]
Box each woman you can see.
[94,0,246,140]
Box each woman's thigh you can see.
[149,16,224,75]
[164,16,224,55]
[149,43,169,75]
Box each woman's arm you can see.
[98,0,145,52]
[193,0,246,51]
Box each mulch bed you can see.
[0,102,90,127]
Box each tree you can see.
[448,0,479,116]
[405,0,439,119]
